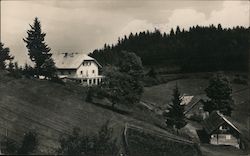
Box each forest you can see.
[89,24,250,73]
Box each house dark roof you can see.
[203,111,240,135]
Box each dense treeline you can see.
[90,24,250,72]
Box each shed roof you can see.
[203,111,240,135]
[54,53,102,69]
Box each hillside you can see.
[0,71,199,155]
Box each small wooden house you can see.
[182,95,209,120]
[203,111,241,149]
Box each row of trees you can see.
[90,25,250,72]
[1,17,57,79]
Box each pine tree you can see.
[204,73,233,116]
[164,84,186,131]
[0,42,14,70]
[23,17,56,78]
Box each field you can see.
[0,72,168,154]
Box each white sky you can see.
[1,0,249,65]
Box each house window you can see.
[80,71,83,74]
[92,70,95,74]
[226,135,231,140]
[93,79,96,84]
[89,62,91,65]
[89,79,92,84]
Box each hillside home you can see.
[181,95,209,119]
[54,53,103,86]
[203,111,241,149]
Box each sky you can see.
[1,0,250,65]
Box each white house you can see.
[54,52,103,86]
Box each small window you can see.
[92,70,95,74]
[80,71,83,74]
[89,62,91,65]
[89,79,92,84]
[93,79,96,84]
[226,135,231,140]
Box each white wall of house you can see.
[76,60,99,78]
[210,134,240,148]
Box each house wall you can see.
[209,123,240,149]
[210,133,240,148]
[76,60,99,78]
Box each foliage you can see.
[1,137,19,154]
[1,131,38,155]
[18,131,38,154]
[203,73,233,116]
[22,63,35,78]
[163,84,186,130]
[7,62,23,78]
[0,42,14,70]
[100,51,144,108]
[23,17,56,79]
[147,67,157,78]
[90,25,250,72]
[58,121,118,156]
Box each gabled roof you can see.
[203,111,241,135]
[183,95,208,114]
[54,53,102,69]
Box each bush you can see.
[18,131,38,154]
[58,121,118,156]
[1,137,19,154]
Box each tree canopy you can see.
[100,51,144,108]
[163,84,186,130]
[203,73,233,116]
[90,25,250,73]
[23,17,56,78]
[0,42,14,70]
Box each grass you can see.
[0,71,192,154]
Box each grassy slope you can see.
[0,72,168,154]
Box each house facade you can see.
[203,111,241,149]
[54,53,103,86]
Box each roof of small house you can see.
[203,111,241,135]
[183,95,208,114]
[54,53,102,69]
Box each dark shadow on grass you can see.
[91,102,130,115]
